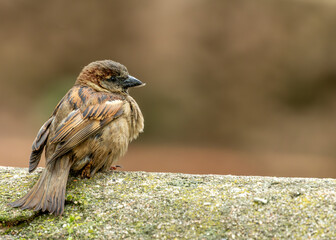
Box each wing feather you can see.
[47,100,124,164]
[29,117,54,173]
[50,110,84,144]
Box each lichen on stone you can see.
[0,166,335,239]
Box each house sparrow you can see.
[10,60,145,215]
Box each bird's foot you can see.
[81,162,93,178]
[110,165,122,171]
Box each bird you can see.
[10,60,145,215]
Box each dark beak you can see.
[123,75,145,89]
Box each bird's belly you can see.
[71,117,130,175]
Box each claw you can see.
[81,161,93,178]
[110,165,122,171]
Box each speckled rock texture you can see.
[0,166,335,239]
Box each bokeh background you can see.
[1,0,336,177]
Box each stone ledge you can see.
[0,166,335,239]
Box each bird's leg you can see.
[110,165,122,171]
[81,161,93,178]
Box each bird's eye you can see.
[106,76,117,82]
[116,76,127,81]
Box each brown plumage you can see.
[10,60,145,215]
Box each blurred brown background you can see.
[1,0,336,178]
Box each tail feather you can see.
[10,156,72,215]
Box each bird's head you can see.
[76,60,145,94]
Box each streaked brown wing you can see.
[49,109,84,144]
[29,116,54,173]
[48,100,124,164]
